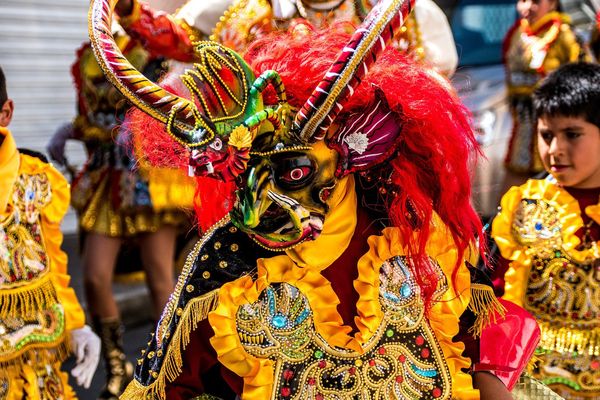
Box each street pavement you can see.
[61,233,155,399]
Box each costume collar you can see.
[284,175,357,271]
[522,11,569,35]
[0,127,20,214]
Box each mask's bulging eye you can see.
[273,154,315,189]
[210,137,223,151]
[286,167,311,182]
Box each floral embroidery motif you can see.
[344,132,369,155]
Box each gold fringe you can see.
[538,321,600,356]
[0,337,70,371]
[467,283,506,338]
[121,289,220,400]
[0,275,58,320]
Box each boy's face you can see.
[538,115,600,188]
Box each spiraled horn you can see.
[292,0,415,142]
[88,0,214,147]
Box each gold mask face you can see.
[230,141,339,250]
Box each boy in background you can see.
[492,62,600,399]
[0,66,100,398]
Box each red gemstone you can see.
[398,355,407,363]
[421,348,430,358]
[369,359,376,366]
[315,394,324,400]
[349,367,356,375]
[432,387,442,398]
[281,387,291,397]
[308,378,316,386]
[283,369,294,380]
[415,336,425,346]
[378,347,386,355]
[318,360,326,369]
[591,360,600,370]
[395,375,404,383]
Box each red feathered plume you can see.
[245,25,484,307]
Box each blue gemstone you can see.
[272,315,287,328]
[535,222,543,231]
[410,364,438,378]
[400,283,412,298]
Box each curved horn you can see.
[292,0,415,142]
[88,0,214,147]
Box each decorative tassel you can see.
[0,275,59,320]
[120,289,220,399]
[467,283,506,338]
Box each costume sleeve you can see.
[119,0,199,62]
[414,0,458,76]
[545,25,590,72]
[30,156,86,331]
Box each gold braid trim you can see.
[538,321,600,356]
[0,274,58,319]
[121,289,220,399]
[467,283,506,338]
[0,338,70,371]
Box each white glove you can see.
[46,122,75,166]
[70,325,101,389]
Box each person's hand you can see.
[115,0,134,17]
[47,122,75,166]
[70,325,101,389]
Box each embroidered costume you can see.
[492,178,600,398]
[502,12,586,174]
[89,0,535,398]
[0,128,85,399]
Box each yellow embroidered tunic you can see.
[0,128,85,399]
[492,179,600,398]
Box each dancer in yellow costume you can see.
[46,30,195,399]
[492,63,600,399]
[0,66,100,399]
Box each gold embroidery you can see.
[232,257,452,399]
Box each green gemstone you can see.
[386,329,394,338]
[555,251,561,257]
[314,350,323,359]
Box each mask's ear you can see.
[329,88,403,177]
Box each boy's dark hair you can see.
[533,62,600,129]
[0,66,7,106]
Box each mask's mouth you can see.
[232,190,324,250]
